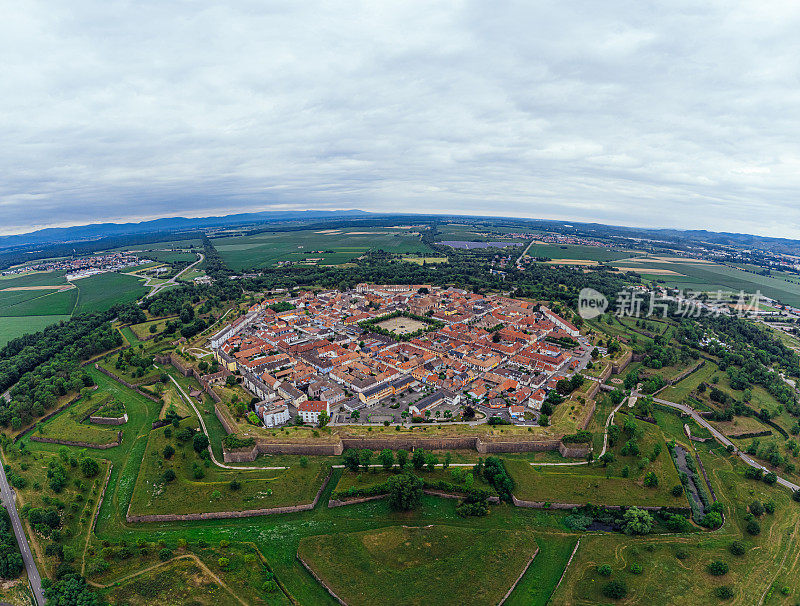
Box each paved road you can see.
[0,452,44,605]
[146,252,204,298]
[167,375,286,471]
[649,395,800,492]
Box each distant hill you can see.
[0,209,372,249]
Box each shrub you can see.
[671,484,683,497]
[763,472,777,485]
[218,557,230,569]
[159,548,172,561]
[629,563,643,574]
[729,541,746,556]
[602,580,627,599]
[192,432,210,453]
[749,500,764,516]
[714,586,734,599]
[643,471,658,487]
[622,507,653,535]
[80,458,100,478]
[230,479,241,491]
[700,512,723,529]
[764,500,775,514]
[746,520,761,535]
[163,445,175,459]
[793,489,800,502]
[597,564,612,577]
[387,474,423,511]
[163,469,176,482]
[707,561,729,576]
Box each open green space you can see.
[507,419,684,507]
[333,467,495,498]
[297,525,536,606]
[4,450,110,578]
[128,418,328,516]
[140,251,198,264]
[109,238,204,252]
[37,390,123,446]
[213,229,433,271]
[554,441,800,605]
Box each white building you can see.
[297,400,329,424]
[257,403,290,428]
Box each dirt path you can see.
[87,553,248,606]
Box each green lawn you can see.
[298,525,537,606]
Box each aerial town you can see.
[211,284,589,430]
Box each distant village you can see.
[209,284,591,429]
[1,252,150,279]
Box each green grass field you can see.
[37,390,123,446]
[0,270,75,318]
[109,238,204,252]
[297,525,537,606]
[213,229,433,271]
[128,418,328,516]
[141,250,198,264]
[553,441,800,605]
[73,272,148,314]
[5,451,110,578]
[507,419,684,507]
[333,467,494,497]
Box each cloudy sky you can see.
[3,1,800,237]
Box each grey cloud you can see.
[2,1,800,236]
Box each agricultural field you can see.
[526,243,634,263]
[0,314,71,347]
[72,272,148,314]
[139,250,198,264]
[128,418,329,516]
[610,256,800,306]
[109,238,204,252]
[297,525,536,606]
[213,228,433,271]
[401,256,448,265]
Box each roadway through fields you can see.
[0,451,44,605]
